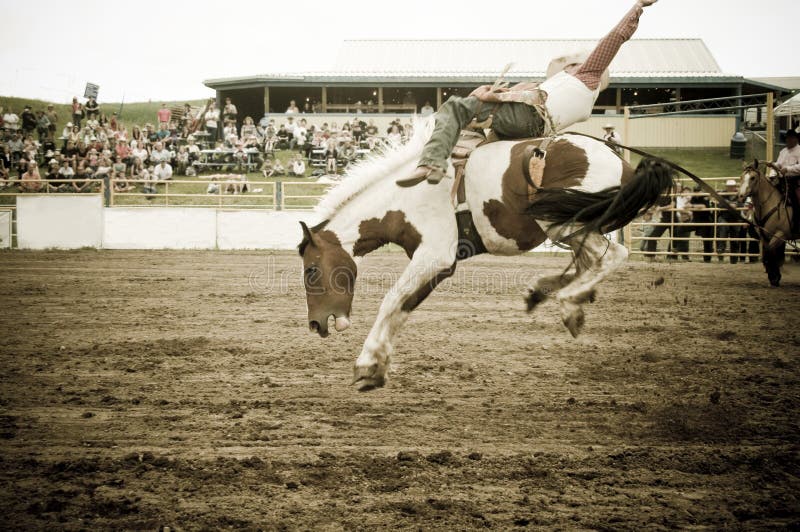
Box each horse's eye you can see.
[304,265,321,283]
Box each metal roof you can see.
[333,39,725,77]
[204,38,741,88]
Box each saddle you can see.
[449,129,552,207]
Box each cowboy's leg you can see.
[417,95,485,171]
[574,1,649,91]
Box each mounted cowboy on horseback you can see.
[737,128,800,286]
[398,0,658,188]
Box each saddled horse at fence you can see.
[299,119,673,390]
[737,160,797,286]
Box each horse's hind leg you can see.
[526,272,576,311]
[556,232,628,337]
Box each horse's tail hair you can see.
[525,158,675,239]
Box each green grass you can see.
[0,96,205,135]
[629,147,748,188]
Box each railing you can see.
[280,181,334,210]
[110,179,278,209]
[623,177,797,260]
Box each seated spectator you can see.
[156,123,170,143]
[71,160,95,192]
[291,118,308,150]
[116,138,131,162]
[141,166,157,195]
[109,112,119,132]
[240,116,257,139]
[153,160,173,181]
[258,113,270,130]
[85,97,100,120]
[286,100,300,114]
[175,146,190,175]
[7,134,23,162]
[387,124,402,147]
[45,159,62,191]
[94,156,113,180]
[150,142,171,165]
[131,142,149,166]
[20,161,43,192]
[275,125,290,150]
[111,156,132,191]
[223,121,239,147]
[0,147,9,188]
[325,139,338,174]
[289,155,306,177]
[186,136,200,161]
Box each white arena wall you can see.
[17,195,104,249]
[13,195,598,252]
[15,196,323,250]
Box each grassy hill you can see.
[0,96,206,134]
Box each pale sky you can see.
[1,0,797,104]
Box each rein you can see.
[564,131,799,250]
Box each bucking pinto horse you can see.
[299,119,673,390]
[737,160,798,287]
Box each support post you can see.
[321,87,328,113]
[623,106,631,164]
[615,88,622,114]
[263,87,270,115]
[766,92,774,161]
[378,87,384,113]
[275,181,283,211]
[436,88,443,110]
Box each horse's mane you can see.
[314,117,435,220]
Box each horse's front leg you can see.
[353,252,456,391]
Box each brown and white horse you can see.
[737,160,797,286]
[299,119,673,390]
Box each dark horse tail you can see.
[525,158,674,240]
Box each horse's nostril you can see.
[309,320,320,332]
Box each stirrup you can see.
[396,166,446,187]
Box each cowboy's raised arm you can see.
[573,0,658,91]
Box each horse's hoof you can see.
[526,289,548,312]
[352,364,386,391]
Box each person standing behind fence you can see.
[714,179,740,262]
[688,186,714,262]
[602,123,623,155]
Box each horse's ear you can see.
[298,221,314,255]
[753,159,759,170]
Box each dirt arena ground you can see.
[1,250,798,530]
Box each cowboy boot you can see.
[396,165,446,187]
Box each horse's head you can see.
[737,159,762,202]
[298,221,356,338]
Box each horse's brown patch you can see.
[354,210,422,258]
[482,139,590,251]
[401,262,457,312]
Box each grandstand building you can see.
[204,39,790,147]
